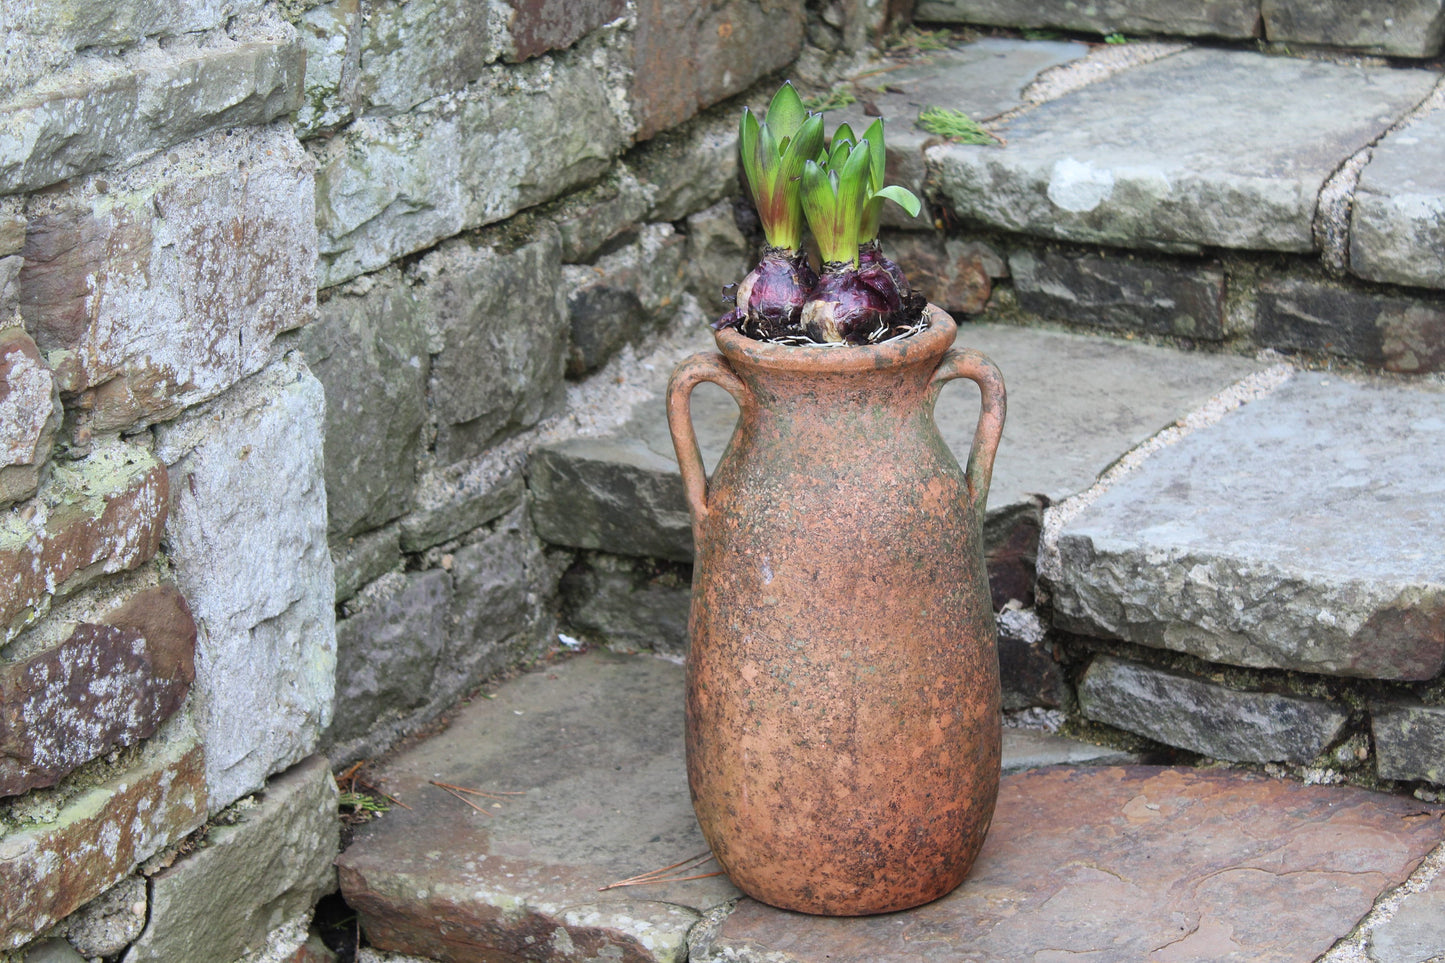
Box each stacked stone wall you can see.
[0,0,900,958]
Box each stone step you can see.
[337,652,1445,963]
[914,0,1445,59]
[527,321,1265,572]
[1043,368,1445,774]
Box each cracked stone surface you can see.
[337,651,1151,963]
[1049,372,1445,680]
[1351,101,1445,291]
[528,322,1262,563]
[930,47,1439,254]
[695,767,1444,963]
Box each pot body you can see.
[667,308,1006,915]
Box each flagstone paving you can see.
[338,652,1445,963]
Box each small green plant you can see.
[1104,32,1129,44]
[339,791,389,815]
[885,27,953,53]
[802,88,856,112]
[916,106,999,145]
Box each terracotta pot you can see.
[666,306,1006,916]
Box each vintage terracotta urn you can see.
[666,306,1006,916]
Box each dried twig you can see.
[431,781,493,816]
[599,850,726,891]
[358,779,413,811]
[431,779,524,801]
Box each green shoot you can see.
[802,88,856,112]
[739,94,825,251]
[917,106,999,145]
[339,791,389,814]
[857,119,920,242]
[1104,32,1129,44]
[801,144,872,266]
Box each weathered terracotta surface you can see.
[668,308,1006,915]
[702,766,1445,962]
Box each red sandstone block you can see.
[0,585,197,797]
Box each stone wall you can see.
[0,0,900,958]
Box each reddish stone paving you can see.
[704,766,1445,963]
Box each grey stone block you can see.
[442,505,556,699]
[560,552,693,653]
[312,24,633,286]
[1010,247,1227,340]
[154,356,337,810]
[1351,106,1445,291]
[302,272,429,538]
[997,607,1066,710]
[1263,0,1445,57]
[399,473,525,554]
[930,48,1438,253]
[915,0,1260,39]
[630,106,740,224]
[330,570,452,747]
[551,167,653,263]
[331,527,403,607]
[292,0,361,137]
[421,227,568,464]
[527,436,695,562]
[123,756,339,963]
[1373,702,1445,784]
[1078,656,1349,763]
[1257,275,1445,373]
[1000,729,1146,773]
[1050,372,1445,681]
[59,877,146,957]
[0,26,305,195]
[684,201,752,319]
[564,224,687,377]
[1368,884,1445,963]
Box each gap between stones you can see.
[1314,71,1445,276]
[1319,838,1445,962]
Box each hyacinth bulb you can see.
[713,247,818,338]
[858,239,909,308]
[801,265,894,344]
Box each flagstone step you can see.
[527,321,1265,577]
[336,652,1445,963]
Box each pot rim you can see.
[714,304,956,374]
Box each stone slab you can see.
[123,755,339,963]
[1000,728,1146,772]
[1257,275,1445,374]
[154,355,337,811]
[0,325,59,507]
[0,737,207,951]
[300,269,429,539]
[337,652,741,963]
[826,38,1090,229]
[1263,0,1445,57]
[20,126,318,430]
[1010,247,1228,340]
[337,652,1445,963]
[630,0,804,141]
[1049,372,1445,680]
[1373,702,1445,784]
[930,47,1439,254]
[915,0,1261,39]
[1078,655,1349,763]
[697,766,1445,963]
[528,321,1263,561]
[1352,105,1445,291]
[0,27,304,195]
[0,442,168,642]
[1368,880,1445,963]
[0,586,196,797]
[311,25,632,287]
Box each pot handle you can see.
[666,351,748,527]
[929,348,1006,518]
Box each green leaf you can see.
[765,81,808,140]
[861,118,886,192]
[801,159,848,264]
[738,108,762,202]
[828,137,853,170]
[830,122,857,152]
[872,184,921,218]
